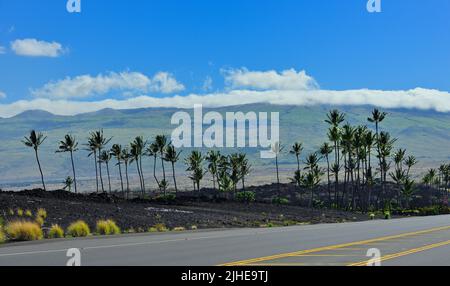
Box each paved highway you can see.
[0,215,449,266]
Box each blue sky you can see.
[0,0,449,116]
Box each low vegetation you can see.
[5,221,43,241]
[48,224,64,239]
[96,219,121,235]
[67,220,90,237]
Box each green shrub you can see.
[67,220,90,237]
[16,208,23,217]
[384,211,391,220]
[48,224,64,239]
[272,197,290,205]
[96,219,121,235]
[25,210,33,217]
[369,213,375,220]
[236,191,256,203]
[190,225,198,230]
[6,221,43,241]
[172,226,186,231]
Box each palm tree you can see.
[111,144,125,195]
[57,134,79,193]
[185,151,205,192]
[23,130,47,191]
[155,135,168,192]
[163,144,181,194]
[290,142,303,175]
[99,150,112,193]
[121,148,131,199]
[404,155,417,177]
[368,109,387,182]
[271,141,283,196]
[238,153,251,191]
[147,142,160,190]
[87,130,112,193]
[86,135,99,193]
[206,150,221,191]
[303,153,322,208]
[319,142,333,204]
[130,137,146,196]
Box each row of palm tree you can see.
[21,107,448,211]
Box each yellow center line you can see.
[348,239,450,266]
[218,225,450,266]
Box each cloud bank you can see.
[1,68,450,118]
[11,39,64,57]
[0,91,6,99]
[224,68,319,90]
[31,71,185,99]
[0,46,5,54]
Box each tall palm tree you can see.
[111,144,125,195]
[163,144,181,194]
[368,109,387,185]
[290,142,303,177]
[57,134,79,193]
[147,142,160,190]
[303,153,322,208]
[121,148,131,199]
[155,135,168,192]
[22,130,47,191]
[130,137,146,196]
[271,141,284,196]
[185,150,205,192]
[238,153,251,191]
[99,150,112,193]
[87,130,112,193]
[86,135,99,193]
[206,150,221,191]
[319,142,333,204]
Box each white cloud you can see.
[0,91,6,99]
[11,38,64,57]
[2,68,450,118]
[224,68,319,90]
[1,87,450,118]
[0,46,5,54]
[31,71,185,99]
[150,72,185,93]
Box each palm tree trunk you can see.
[136,160,143,196]
[98,149,105,193]
[153,155,160,190]
[35,149,46,191]
[125,163,130,199]
[139,156,146,194]
[70,151,77,193]
[94,150,99,193]
[171,162,178,194]
[118,160,125,197]
[326,155,331,205]
[160,155,166,194]
[276,155,280,196]
[106,161,112,193]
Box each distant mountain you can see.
[1,103,450,189]
[12,110,57,120]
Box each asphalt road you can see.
[0,215,449,266]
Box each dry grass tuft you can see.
[96,219,121,235]
[6,221,43,241]
[48,224,64,239]
[67,220,90,237]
